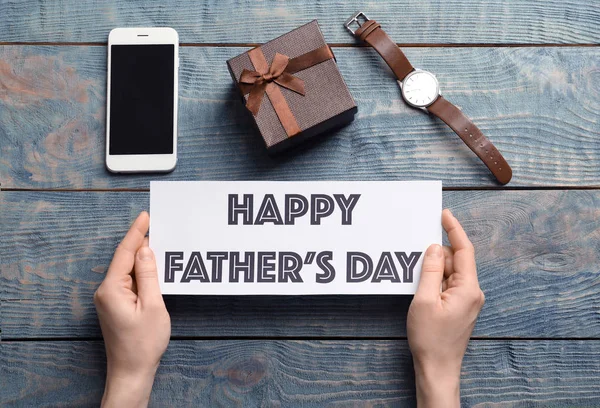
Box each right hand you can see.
[407,209,485,408]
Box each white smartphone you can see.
[106,27,179,173]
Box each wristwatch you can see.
[344,12,512,185]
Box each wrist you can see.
[413,360,460,408]
[102,366,157,408]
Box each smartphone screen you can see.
[109,44,174,155]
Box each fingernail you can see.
[138,247,153,261]
[427,244,443,258]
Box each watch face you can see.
[401,70,439,108]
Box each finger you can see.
[415,244,445,300]
[442,209,474,252]
[134,246,163,308]
[443,245,454,279]
[442,209,478,282]
[106,212,149,280]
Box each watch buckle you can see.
[344,12,370,35]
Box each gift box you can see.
[227,20,357,153]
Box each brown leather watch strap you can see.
[428,96,512,184]
[352,16,512,184]
[354,20,414,81]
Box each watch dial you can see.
[402,71,439,108]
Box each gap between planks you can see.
[2,336,600,342]
[0,42,598,48]
[2,186,600,193]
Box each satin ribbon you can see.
[240,52,305,116]
[238,45,334,137]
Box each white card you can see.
[150,181,442,295]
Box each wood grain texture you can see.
[2,190,599,339]
[2,340,600,407]
[1,46,599,188]
[0,0,599,44]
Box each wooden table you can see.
[1,1,599,406]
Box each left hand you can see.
[94,211,171,408]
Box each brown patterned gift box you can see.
[227,20,357,153]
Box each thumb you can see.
[134,246,163,306]
[416,244,445,300]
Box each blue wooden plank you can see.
[0,45,599,188]
[0,0,598,44]
[2,190,599,339]
[1,340,600,407]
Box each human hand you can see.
[94,211,171,408]
[407,209,485,408]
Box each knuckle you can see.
[464,242,475,253]
[93,286,106,305]
[135,259,158,277]
[116,242,134,256]
[421,263,442,274]
[468,289,484,307]
[136,267,157,279]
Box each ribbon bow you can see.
[239,53,305,116]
